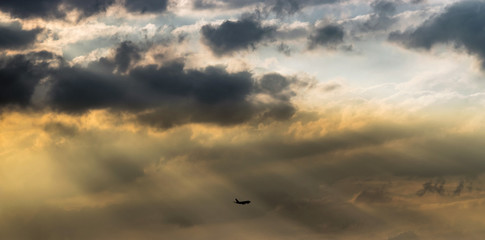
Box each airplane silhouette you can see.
[234,198,251,205]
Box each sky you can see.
[2,0,485,239]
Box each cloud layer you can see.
[390,0,485,69]
[0,42,301,128]
[2,0,485,239]
[193,0,340,15]
[0,0,168,18]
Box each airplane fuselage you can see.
[234,198,251,205]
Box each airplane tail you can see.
[235,198,239,203]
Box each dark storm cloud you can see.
[389,0,485,69]
[0,42,299,128]
[0,0,113,18]
[47,66,126,112]
[0,22,42,50]
[0,0,167,19]
[47,59,289,125]
[308,24,344,49]
[361,0,398,31]
[129,65,297,128]
[200,18,276,56]
[0,0,62,18]
[0,51,56,107]
[64,0,115,17]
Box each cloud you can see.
[265,0,340,16]
[415,179,470,197]
[277,43,291,56]
[0,201,203,239]
[129,66,298,128]
[200,18,276,56]
[0,51,55,107]
[181,120,485,186]
[389,231,420,240]
[0,42,301,128]
[410,0,424,4]
[4,107,485,239]
[416,179,445,196]
[0,0,62,18]
[71,157,145,193]
[274,25,309,41]
[354,188,392,203]
[389,1,485,69]
[41,123,388,232]
[361,0,398,31]
[271,0,301,16]
[308,24,344,49]
[48,60,297,126]
[0,22,42,50]
[192,0,341,16]
[192,0,218,9]
[63,0,115,17]
[43,121,78,137]
[0,0,113,18]
[0,0,167,19]
[453,180,465,196]
[3,1,485,239]
[124,0,168,13]
[321,82,341,92]
[271,196,381,232]
[113,41,141,73]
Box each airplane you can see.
[234,198,251,205]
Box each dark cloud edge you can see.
[0,22,43,50]
[387,0,485,70]
[0,0,169,19]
